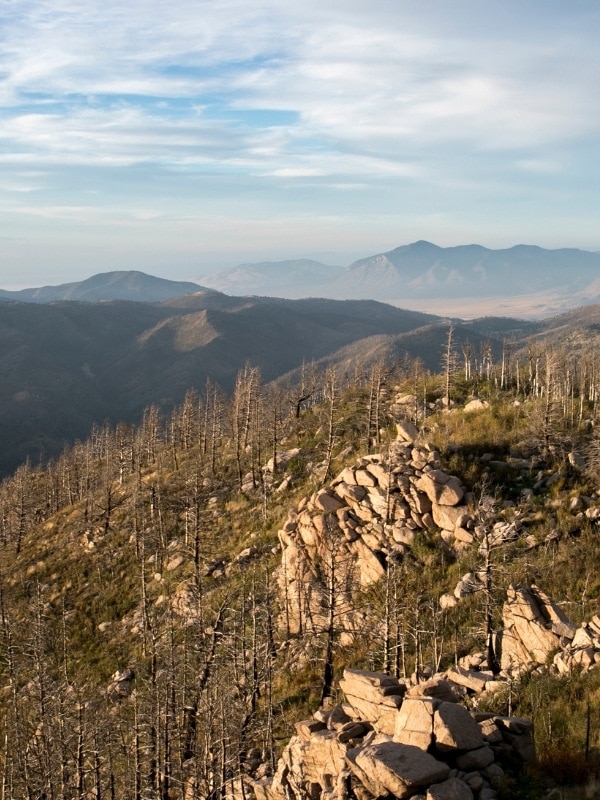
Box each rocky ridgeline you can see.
[245,668,534,800]
[274,416,600,681]
[277,422,473,636]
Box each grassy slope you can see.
[1,369,600,795]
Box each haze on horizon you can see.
[1,0,600,290]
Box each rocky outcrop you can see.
[496,584,564,672]
[242,448,301,494]
[495,583,600,678]
[244,668,534,800]
[277,425,474,636]
[553,613,600,674]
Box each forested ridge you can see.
[3,340,600,798]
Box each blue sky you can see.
[1,0,600,288]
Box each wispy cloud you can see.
[1,0,600,282]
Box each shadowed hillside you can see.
[1,284,599,477]
[0,296,439,474]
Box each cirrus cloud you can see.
[1,0,600,283]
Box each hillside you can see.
[0,269,596,485]
[0,270,209,303]
[0,296,442,475]
[2,285,600,477]
[1,355,600,798]
[199,258,345,298]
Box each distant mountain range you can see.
[199,259,345,298]
[201,241,600,318]
[4,242,600,319]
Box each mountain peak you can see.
[411,239,437,248]
[0,271,213,304]
[387,240,440,256]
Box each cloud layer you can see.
[1,0,599,283]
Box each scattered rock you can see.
[396,420,419,443]
[464,399,490,413]
[242,667,534,800]
[433,703,485,753]
[106,668,135,699]
[427,776,474,800]
[497,584,567,673]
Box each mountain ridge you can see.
[0,295,443,475]
[5,241,600,319]
[0,265,598,476]
[200,241,600,318]
[0,269,211,303]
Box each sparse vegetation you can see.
[0,337,600,797]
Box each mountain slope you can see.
[0,296,440,474]
[0,270,210,303]
[346,241,600,298]
[1,361,599,798]
[201,259,344,298]
[0,278,597,478]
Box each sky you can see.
[1,0,600,288]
